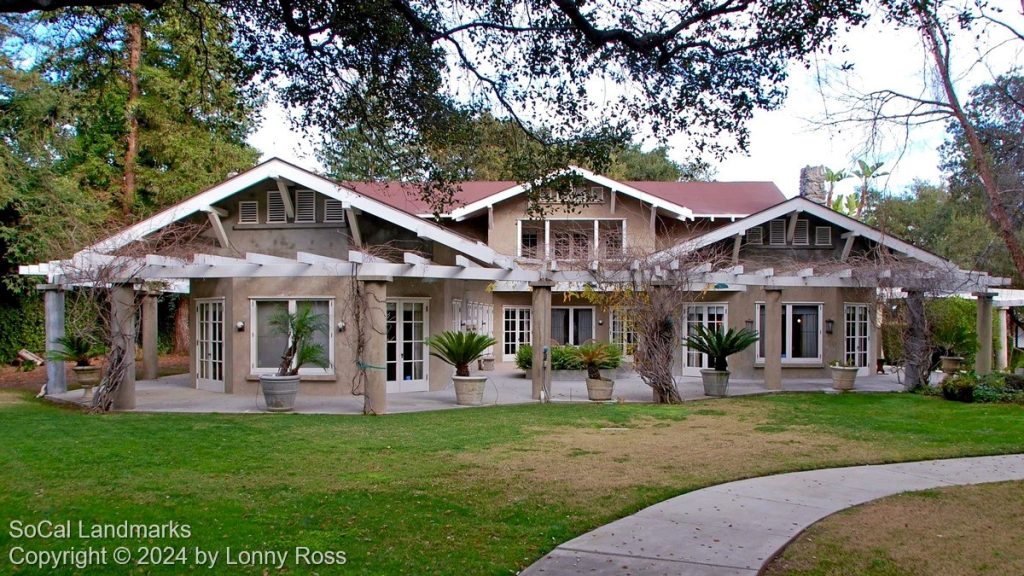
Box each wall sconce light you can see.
[825,319,834,334]
[745,320,754,331]
[337,321,346,333]
[598,319,604,326]
[235,321,245,332]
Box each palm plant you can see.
[269,305,330,376]
[48,334,101,367]
[685,325,759,371]
[823,166,849,207]
[852,159,889,216]
[572,342,622,379]
[427,331,496,377]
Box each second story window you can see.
[521,232,539,258]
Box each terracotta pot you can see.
[585,377,614,401]
[453,375,487,405]
[700,369,730,397]
[830,366,858,391]
[260,374,300,412]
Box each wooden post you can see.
[141,292,159,380]
[111,284,136,410]
[40,285,66,395]
[530,281,554,400]
[995,307,1008,371]
[975,292,994,376]
[764,288,783,391]
[361,278,389,415]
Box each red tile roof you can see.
[346,178,785,217]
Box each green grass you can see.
[0,392,1021,575]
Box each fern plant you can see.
[684,325,759,371]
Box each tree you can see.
[605,144,715,182]
[852,159,888,217]
[824,166,849,208]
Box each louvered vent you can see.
[793,219,809,245]
[295,189,316,223]
[815,226,832,246]
[324,199,345,223]
[266,191,287,223]
[238,201,258,224]
[746,227,763,245]
[769,219,786,245]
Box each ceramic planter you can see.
[585,377,614,401]
[700,369,730,397]
[940,356,964,375]
[72,365,101,400]
[260,374,300,412]
[453,375,487,405]
[830,366,858,391]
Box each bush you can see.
[515,344,532,370]
[973,373,1024,404]
[550,345,584,371]
[926,297,978,364]
[1004,373,1024,392]
[941,373,976,403]
[0,298,46,364]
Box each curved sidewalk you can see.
[522,454,1024,576]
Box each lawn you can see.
[763,481,1024,576]
[0,391,1022,575]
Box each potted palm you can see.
[829,359,859,391]
[48,334,102,399]
[260,305,330,412]
[685,325,759,397]
[427,331,496,405]
[937,325,971,375]
[573,342,622,401]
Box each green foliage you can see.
[514,344,532,371]
[550,345,584,371]
[47,334,103,367]
[268,305,330,376]
[572,342,623,379]
[925,297,977,361]
[0,299,44,364]
[427,331,496,377]
[684,325,759,371]
[941,373,976,403]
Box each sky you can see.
[247,3,1020,200]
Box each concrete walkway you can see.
[521,454,1024,575]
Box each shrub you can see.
[515,344,532,370]
[550,345,583,371]
[941,373,976,403]
[926,297,978,364]
[572,342,623,379]
[0,298,45,364]
[1003,373,1024,392]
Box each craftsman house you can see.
[22,158,1008,411]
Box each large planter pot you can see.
[585,377,614,401]
[72,365,101,400]
[940,356,964,375]
[260,374,300,412]
[453,375,487,406]
[830,366,858,391]
[700,369,730,397]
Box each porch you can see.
[46,368,907,414]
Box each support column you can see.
[111,284,136,410]
[141,291,159,381]
[41,285,66,395]
[995,307,1008,372]
[904,290,930,390]
[975,292,994,376]
[764,288,783,391]
[530,281,554,400]
[361,278,389,415]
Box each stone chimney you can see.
[799,165,827,204]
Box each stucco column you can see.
[141,291,159,381]
[40,284,67,395]
[530,281,554,400]
[111,284,136,410]
[361,278,389,415]
[763,288,783,391]
[995,307,1008,371]
[975,292,994,376]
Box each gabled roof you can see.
[347,181,516,217]
[86,158,511,267]
[659,195,952,267]
[625,181,785,218]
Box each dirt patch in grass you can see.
[457,401,900,508]
[0,354,189,392]
[763,481,1024,576]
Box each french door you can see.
[386,299,429,393]
[682,304,728,375]
[844,304,871,374]
[195,299,225,392]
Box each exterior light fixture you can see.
[235,321,245,332]
[825,319,834,334]
[745,320,754,331]
[337,321,346,333]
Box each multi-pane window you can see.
[756,303,822,362]
[610,310,637,359]
[451,299,462,331]
[553,231,590,260]
[521,232,539,258]
[844,304,870,368]
[683,304,728,370]
[251,298,333,374]
[551,307,594,345]
[502,307,532,359]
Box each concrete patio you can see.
[48,369,907,414]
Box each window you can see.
[793,219,809,245]
[587,186,605,203]
[451,299,462,331]
[267,191,287,223]
[521,232,539,258]
[815,226,832,246]
[756,303,822,363]
[768,219,786,245]
[682,304,728,372]
[552,307,594,345]
[553,230,590,260]
[844,304,870,368]
[503,306,531,360]
[324,199,345,223]
[238,201,259,224]
[610,310,637,360]
[746,227,763,245]
[294,189,316,223]
[251,298,333,375]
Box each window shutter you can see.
[324,199,345,223]
[793,219,809,245]
[815,226,832,246]
[267,191,287,223]
[746,227,763,245]
[238,201,258,224]
[769,219,786,245]
[295,189,316,223]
